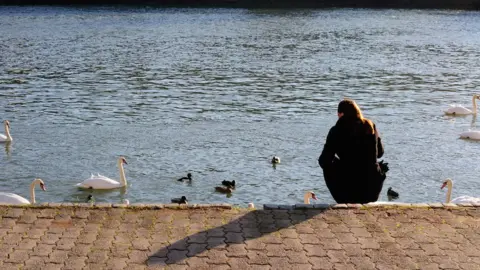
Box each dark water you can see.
[1,7,480,206]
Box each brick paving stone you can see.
[326,250,349,263]
[227,257,250,268]
[6,250,29,263]
[206,249,229,264]
[283,238,304,251]
[63,256,87,270]
[304,244,327,257]
[187,243,208,257]
[225,244,247,257]
[286,251,310,264]
[265,244,287,257]
[309,256,334,270]
[269,257,291,269]
[247,251,270,265]
[0,206,478,269]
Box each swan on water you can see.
[75,157,128,190]
[441,178,480,204]
[459,130,480,140]
[445,94,480,115]
[304,191,318,204]
[0,178,46,205]
[0,120,12,143]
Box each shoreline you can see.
[1,202,478,209]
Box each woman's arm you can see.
[318,127,337,169]
[374,125,384,158]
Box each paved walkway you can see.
[0,204,479,270]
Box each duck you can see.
[177,173,192,182]
[171,196,188,204]
[304,191,318,204]
[445,94,480,115]
[248,202,255,209]
[86,195,94,203]
[441,179,480,204]
[221,180,235,188]
[387,187,399,199]
[215,186,233,194]
[0,120,12,143]
[271,156,281,164]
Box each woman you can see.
[318,99,387,204]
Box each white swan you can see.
[441,178,480,204]
[445,94,480,115]
[304,191,318,204]
[0,120,12,143]
[75,157,128,189]
[459,130,480,140]
[0,178,46,205]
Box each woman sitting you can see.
[318,99,387,204]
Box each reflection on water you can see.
[1,7,480,205]
[4,142,11,158]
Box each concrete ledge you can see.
[0,203,232,210]
[263,203,480,210]
[0,203,477,211]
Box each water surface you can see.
[1,7,480,205]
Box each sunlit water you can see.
[1,7,480,206]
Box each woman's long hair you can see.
[337,99,374,134]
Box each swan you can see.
[445,94,480,115]
[304,191,317,204]
[441,178,480,204]
[459,130,480,140]
[75,157,128,189]
[0,178,46,205]
[0,120,12,143]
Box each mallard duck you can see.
[215,186,233,194]
[221,180,235,188]
[177,173,192,182]
[271,156,281,164]
[86,195,94,203]
[171,196,188,204]
[387,187,399,198]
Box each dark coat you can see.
[318,116,386,204]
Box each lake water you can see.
[1,7,479,206]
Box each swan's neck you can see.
[4,123,12,141]
[304,194,311,204]
[473,96,478,115]
[30,180,39,204]
[119,161,127,187]
[446,181,452,203]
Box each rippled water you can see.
[1,7,480,206]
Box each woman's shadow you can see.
[146,208,327,266]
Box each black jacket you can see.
[318,116,385,204]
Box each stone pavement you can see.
[0,204,479,270]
